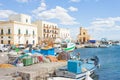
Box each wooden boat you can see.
[48,56,100,80]
[61,43,76,52]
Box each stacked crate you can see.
[8,55,19,64]
[22,57,33,66]
[32,56,39,64]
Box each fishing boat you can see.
[99,44,110,48]
[84,44,99,48]
[48,56,100,80]
[61,43,76,52]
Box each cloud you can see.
[87,17,120,40]
[32,2,46,14]
[68,6,78,12]
[32,5,78,25]
[91,19,115,27]
[70,0,81,2]
[91,17,120,27]
[16,0,30,3]
[0,10,17,19]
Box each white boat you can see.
[48,56,100,80]
[84,44,99,48]
[61,43,76,52]
[113,42,120,46]
[0,44,9,52]
[99,44,109,48]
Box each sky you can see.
[0,0,120,40]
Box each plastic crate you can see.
[22,57,33,66]
[67,60,82,74]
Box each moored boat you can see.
[99,44,110,48]
[48,56,100,80]
[61,43,76,52]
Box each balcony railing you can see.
[17,34,23,36]
[24,34,31,37]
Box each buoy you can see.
[85,71,93,80]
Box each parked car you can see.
[0,44,9,52]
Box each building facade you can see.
[9,14,31,24]
[0,14,38,45]
[77,27,90,43]
[33,20,59,42]
[59,28,71,40]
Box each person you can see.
[29,44,32,53]
[91,56,99,66]
[76,52,80,60]
[94,56,99,66]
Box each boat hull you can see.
[54,66,96,79]
[48,56,100,80]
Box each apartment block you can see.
[59,28,71,40]
[33,20,59,41]
[0,14,38,45]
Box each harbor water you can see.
[74,46,120,80]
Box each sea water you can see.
[74,46,120,80]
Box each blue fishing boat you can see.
[48,56,100,80]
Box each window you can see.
[26,30,28,35]
[18,36,20,39]
[33,40,35,44]
[8,29,11,34]
[26,19,28,23]
[33,30,35,35]
[1,29,3,35]
[47,30,49,33]
[8,36,11,38]
[44,34,45,38]
[44,24,45,27]
[8,40,10,44]
[44,29,46,32]
[1,40,3,44]
[83,32,85,35]
[18,29,21,34]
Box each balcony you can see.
[24,34,30,37]
[44,26,48,29]
[0,33,13,36]
[5,33,13,36]
[17,34,23,36]
[0,34,4,36]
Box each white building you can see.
[33,20,59,41]
[0,14,38,45]
[59,28,71,40]
[9,14,31,24]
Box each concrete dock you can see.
[0,52,67,80]
[0,62,67,80]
